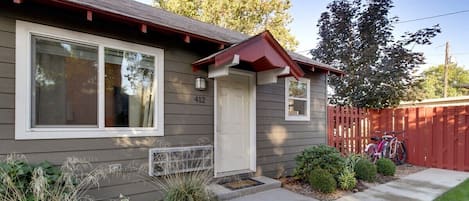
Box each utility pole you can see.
[443,41,450,98]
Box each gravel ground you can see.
[280,163,427,201]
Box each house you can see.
[0,0,342,200]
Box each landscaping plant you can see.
[309,168,337,194]
[0,155,61,199]
[337,168,357,191]
[0,155,108,201]
[376,158,396,176]
[293,145,345,180]
[344,153,364,172]
[148,169,217,201]
[354,159,377,182]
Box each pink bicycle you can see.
[365,131,407,164]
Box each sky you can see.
[136,0,469,71]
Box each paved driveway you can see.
[337,168,469,201]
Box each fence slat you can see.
[424,107,433,167]
[328,106,334,146]
[434,107,444,168]
[447,107,455,169]
[456,106,466,171]
[407,108,417,165]
[465,106,469,171]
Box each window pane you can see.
[288,99,307,116]
[104,48,155,127]
[289,80,307,98]
[32,36,98,127]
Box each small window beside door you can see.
[285,77,310,121]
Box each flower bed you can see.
[280,164,427,201]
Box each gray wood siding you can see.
[0,3,328,199]
[0,12,214,200]
[256,73,327,178]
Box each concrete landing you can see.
[337,168,469,201]
[209,176,281,200]
[227,188,318,201]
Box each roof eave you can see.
[45,0,232,46]
[35,0,336,76]
[261,31,305,78]
[296,60,344,76]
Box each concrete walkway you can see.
[337,168,469,201]
[228,188,318,201]
[227,168,469,201]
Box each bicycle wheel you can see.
[394,142,407,165]
[382,142,391,159]
[365,144,378,162]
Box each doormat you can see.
[219,178,264,190]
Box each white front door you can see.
[215,71,255,177]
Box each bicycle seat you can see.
[382,135,393,140]
[370,136,380,141]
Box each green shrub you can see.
[293,145,345,180]
[354,159,377,182]
[376,158,396,176]
[309,168,337,193]
[338,168,357,190]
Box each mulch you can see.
[280,163,427,201]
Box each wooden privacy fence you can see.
[327,107,372,155]
[328,105,469,171]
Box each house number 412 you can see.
[194,96,206,104]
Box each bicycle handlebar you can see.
[373,130,405,135]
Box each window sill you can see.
[15,128,164,140]
[285,116,310,121]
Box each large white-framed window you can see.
[285,77,310,121]
[15,20,164,139]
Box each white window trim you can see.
[15,20,164,139]
[285,77,310,121]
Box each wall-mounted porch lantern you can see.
[195,77,207,91]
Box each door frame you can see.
[213,69,256,178]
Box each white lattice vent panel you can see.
[149,145,213,176]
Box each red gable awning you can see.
[192,31,304,80]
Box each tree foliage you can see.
[312,0,441,108]
[419,64,469,98]
[153,0,298,50]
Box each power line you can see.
[434,43,446,48]
[296,49,312,53]
[424,52,469,56]
[395,9,469,24]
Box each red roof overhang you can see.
[192,31,304,79]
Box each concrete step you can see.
[209,176,281,200]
